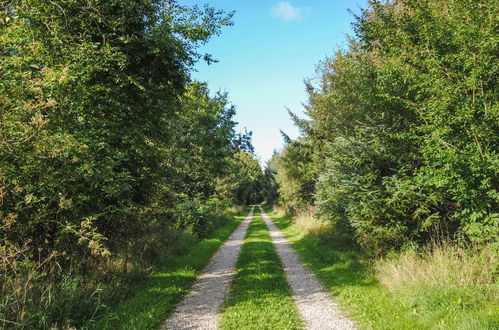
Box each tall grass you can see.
[0,243,108,329]
[0,207,243,329]
[376,244,497,290]
[273,205,331,236]
[269,206,499,328]
[376,244,499,328]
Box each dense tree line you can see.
[0,0,263,327]
[268,0,498,255]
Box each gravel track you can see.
[162,207,254,330]
[259,206,355,330]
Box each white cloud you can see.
[271,2,311,22]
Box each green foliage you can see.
[261,156,280,205]
[223,150,264,205]
[0,0,263,327]
[270,138,317,214]
[173,194,226,237]
[1,0,231,256]
[166,82,238,198]
[270,0,499,255]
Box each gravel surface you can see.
[162,207,254,330]
[259,206,356,330]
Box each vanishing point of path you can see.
[164,206,354,329]
[163,207,254,330]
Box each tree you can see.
[270,0,498,254]
[272,136,316,214]
[1,1,238,326]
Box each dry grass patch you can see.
[376,244,497,290]
[376,244,499,328]
[274,206,331,236]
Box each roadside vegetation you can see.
[0,1,264,328]
[263,0,498,327]
[90,208,249,329]
[268,0,498,254]
[220,213,303,330]
[268,208,499,329]
[2,0,498,328]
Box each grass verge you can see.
[266,208,499,330]
[88,208,250,330]
[220,214,303,330]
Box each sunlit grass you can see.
[266,207,499,329]
[88,208,250,330]
[220,214,303,330]
[376,244,499,329]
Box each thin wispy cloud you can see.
[271,2,312,22]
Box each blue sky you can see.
[185,0,368,165]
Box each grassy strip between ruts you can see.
[266,208,499,330]
[220,212,303,330]
[88,207,250,330]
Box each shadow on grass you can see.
[266,210,419,329]
[269,211,376,289]
[88,210,251,330]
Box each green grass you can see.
[220,214,303,330]
[266,208,499,330]
[88,208,250,330]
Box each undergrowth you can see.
[0,207,244,329]
[88,207,249,329]
[376,244,498,329]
